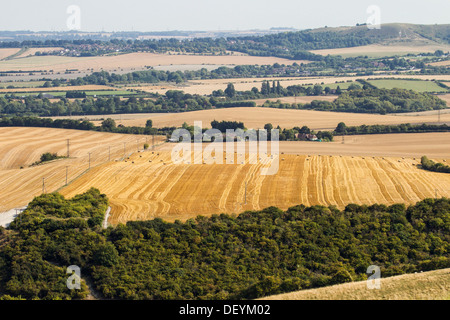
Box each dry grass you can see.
[310,44,450,58]
[0,52,309,73]
[429,60,450,67]
[59,133,450,224]
[0,48,21,60]
[14,47,64,59]
[62,106,450,131]
[129,75,450,95]
[261,268,450,300]
[0,127,165,213]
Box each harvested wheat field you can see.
[129,74,450,95]
[70,107,450,131]
[59,135,450,225]
[0,52,309,73]
[310,44,450,58]
[13,47,64,59]
[0,48,21,60]
[262,268,450,300]
[0,127,165,213]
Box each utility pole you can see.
[67,139,70,157]
[42,178,46,194]
[152,134,155,150]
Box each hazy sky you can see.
[1,0,449,32]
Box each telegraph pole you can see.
[42,178,46,194]
[67,139,70,157]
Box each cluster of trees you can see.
[0,116,175,138]
[0,188,109,299]
[260,88,446,114]
[67,65,313,87]
[1,191,449,300]
[30,152,66,166]
[210,120,245,132]
[334,122,450,135]
[421,156,450,174]
[0,92,216,117]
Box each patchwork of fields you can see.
[0,127,165,213]
[62,106,450,131]
[59,135,450,225]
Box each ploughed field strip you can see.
[59,150,450,225]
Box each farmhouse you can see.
[298,133,319,141]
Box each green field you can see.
[0,81,46,89]
[368,79,448,92]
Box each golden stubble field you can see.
[59,132,450,225]
[0,48,21,60]
[127,74,450,95]
[0,127,165,213]
[64,106,450,131]
[0,52,309,73]
[262,268,450,300]
[310,43,450,58]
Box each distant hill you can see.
[226,23,450,59]
[1,24,449,61]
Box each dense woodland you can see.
[0,189,449,300]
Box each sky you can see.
[0,0,449,32]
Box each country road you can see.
[0,206,26,227]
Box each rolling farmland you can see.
[310,43,450,58]
[128,74,450,95]
[59,133,450,225]
[0,127,165,213]
[0,52,309,74]
[61,106,450,131]
[0,48,21,60]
